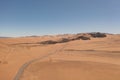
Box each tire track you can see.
[14,43,68,80]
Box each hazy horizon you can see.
[1,0,120,37]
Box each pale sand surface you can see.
[0,34,120,80]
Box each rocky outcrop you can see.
[40,40,57,44]
[75,36,91,40]
[58,38,71,43]
[40,36,90,45]
[89,32,107,38]
[40,38,71,45]
[39,32,107,45]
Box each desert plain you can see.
[0,33,120,80]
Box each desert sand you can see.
[0,33,120,80]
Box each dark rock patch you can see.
[40,40,58,44]
[58,38,71,43]
[75,36,90,40]
[89,32,107,38]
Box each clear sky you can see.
[0,0,120,37]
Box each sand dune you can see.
[20,61,120,80]
[0,33,120,80]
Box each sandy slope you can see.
[0,34,120,80]
[20,61,120,80]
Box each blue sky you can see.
[0,0,120,37]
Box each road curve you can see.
[14,44,68,80]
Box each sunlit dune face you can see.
[20,61,120,80]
